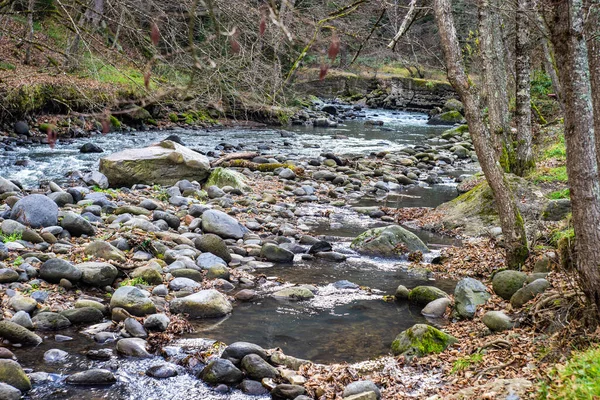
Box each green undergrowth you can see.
[530,166,568,184]
[119,277,149,287]
[547,188,570,200]
[543,135,566,161]
[2,232,22,243]
[539,345,600,399]
[451,353,483,374]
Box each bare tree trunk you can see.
[434,0,529,269]
[536,10,564,108]
[478,0,513,172]
[548,0,600,317]
[387,0,418,50]
[24,0,34,65]
[586,0,600,168]
[514,0,534,176]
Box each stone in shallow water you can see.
[0,320,42,346]
[199,359,243,384]
[169,289,232,318]
[0,359,31,392]
[66,369,116,385]
[44,349,69,363]
[146,363,179,379]
[0,382,21,400]
[116,338,151,358]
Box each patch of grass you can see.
[0,62,16,71]
[539,345,600,399]
[551,226,574,246]
[79,53,147,90]
[531,166,568,184]
[543,135,566,160]
[2,232,22,243]
[119,277,149,287]
[547,188,570,200]
[450,353,483,374]
[13,256,24,266]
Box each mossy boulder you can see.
[194,234,232,263]
[407,286,448,305]
[130,266,163,285]
[0,359,31,392]
[441,124,468,140]
[492,270,528,300]
[205,167,250,192]
[428,110,465,125]
[510,279,550,308]
[99,140,210,187]
[443,98,465,113]
[0,320,42,346]
[169,289,232,318]
[391,324,457,357]
[110,286,156,316]
[273,286,315,301]
[350,225,428,257]
[200,359,243,384]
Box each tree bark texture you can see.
[514,0,534,176]
[586,0,600,168]
[434,0,529,268]
[478,0,513,171]
[549,0,600,316]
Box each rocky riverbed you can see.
[0,103,555,400]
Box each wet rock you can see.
[221,342,268,365]
[240,379,269,395]
[110,286,157,316]
[343,381,381,399]
[9,295,37,313]
[492,270,528,300]
[131,266,163,285]
[0,382,21,400]
[407,286,448,305]
[143,313,170,331]
[61,211,95,236]
[482,311,513,332]
[84,241,126,262]
[0,359,31,392]
[333,280,359,290]
[61,307,104,324]
[99,140,211,187]
[454,278,490,319]
[32,312,71,331]
[273,286,314,301]
[261,243,294,263]
[201,210,248,239]
[421,297,451,318]
[510,279,550,308]
[86,349,114,361]
[169,289,232,318]
[241,353,279,380]
[391,324,457,357]
[428,110,464,125]
[194,234,232,263]
[0,177,20,194]
[124,318,147,338]
[80,142,104,153]
[308,240,332,254]
[116,338,151,357]
[271,384,306,399]
[40,258,82,284]
[0,320,42,345]
[44,349,69,363]
[0,348,15,359]
[199,359,243,384]
[76,261,118,287]
[66,369,116,385]
[270,351,310,371]
[14,121,29,136]
[235,289,256,301]
[146,363,179,378]
[350,225,428,256]
[206,265,230,280]
[10,194,58,228]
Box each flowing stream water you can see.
[2,107,475,399]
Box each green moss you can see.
[542,134,566,160]
[540,345,600,399]
[530,166,568,183]
[391,324,457,357]
[38,123,56,132]
[439,110,462,122]
[119,277,150,287]
[0,62,15,71]
[547,188,570,200]
[205,167,249,191]
[109,115,121,129]
[407,286,448,305]
[451,353,483,374]
[168,113,179,123]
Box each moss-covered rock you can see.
[350,225,428,257]
[428,110,465,125]
[391,324,457,357]
[110,286,156,316]
[492,270,528,300]
[0,359,31,392]
[205,167,250,192]
[407,286,448,305]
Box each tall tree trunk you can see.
[586,0,600,168]
[478,0,513,172]
[548,0,600,317]
[434,0,528,268]
[24,0,34,65]
[514,0,534,176]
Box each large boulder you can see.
[40,258,82,283]
[110,286,156,316]
[201,210,248,239]
[169,289,232,318]
[10,194,58,228]
[61,211,95,236]
[0,320,42,346]
[66,369,116,385]
[221,342,268,365]
[482,311,513,332]
[99,140,211,187]
[510,279,550,308]
[350,225,428,257]
[454,278,490,319]
[261,243,294,263]
[492,270,528,300]
[32,312,71,331]
[240,354,279,380]
[205,167,250,191]
[0,359,31,392]
[391,324,457,357]
[76,262,119,287]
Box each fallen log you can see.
[211,151,260,167]
[221,159,304,175]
